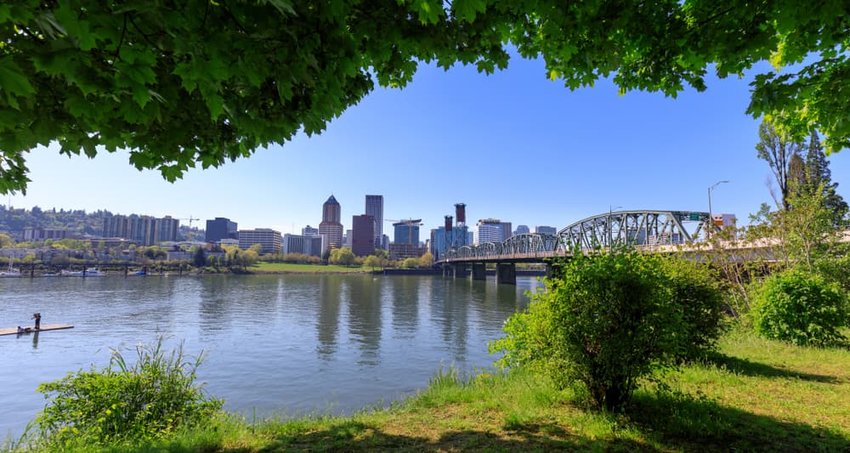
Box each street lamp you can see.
[708,180,729,239]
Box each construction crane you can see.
[384,218,423,225]
[178,216,200,228]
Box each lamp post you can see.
[707,180,729,239]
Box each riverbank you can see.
[29,327,849,452]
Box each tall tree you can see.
[756,121,804,210]
[2,2,850,193]
[804,132,848,226]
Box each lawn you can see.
[55,327,849,452]
[250,262,372,274]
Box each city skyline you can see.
[6,55,850,236]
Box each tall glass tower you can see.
[365,194,384,248]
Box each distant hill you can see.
[0,205,108,238]
[0,206,200,241]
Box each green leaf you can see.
[0,58,36,98]
[452,0,486,22]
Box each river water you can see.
[0,274,539,439]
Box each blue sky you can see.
[9,55,850,237]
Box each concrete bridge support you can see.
[471,263,487,280]
[496,263,516,285]
[452,263,469,279]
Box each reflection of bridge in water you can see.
[438,210,714,284]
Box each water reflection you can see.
[389,276,420,338]
[316,276,342,360]
[347,276,383,366]
[0,274,538,439]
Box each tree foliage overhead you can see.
[2,1,849,193]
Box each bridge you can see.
[437,210,715,284]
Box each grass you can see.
[250,262,372,274]
[14,328,850,452]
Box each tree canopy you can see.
[2,1,849,193]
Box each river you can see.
[0,274,539,439]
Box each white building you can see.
[238,228,282,254]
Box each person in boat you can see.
[17,326,33,334]
[32,312,41,330]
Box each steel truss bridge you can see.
[440,210,713,263]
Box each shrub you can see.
[662,257,727,361]
[34,339,222,447]
[752,269,849,346]
[490,250,681,411]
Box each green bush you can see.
[34,339,222,447]
[662,258,727,361]
[815,254,850,294]
[490,250,682,411]
[752,270,849,346]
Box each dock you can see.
[0,324,74,336]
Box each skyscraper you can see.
[351,214,375,256]
[365,195,383,249]
[319,195,343,249]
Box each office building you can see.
[430,225,471,261]
[389,243,427,261]
[22,228,69,241]
[283,234,324,257]
[535,225,557,235]
[238,228,282,254]
[319,195,343,249]
[351,214,375,257]
[476,218,513,243]
[302,225,319,237]
[365,195,384,248]
[514,225,530,236]
[393,220,421,245]
[206,217,238,243]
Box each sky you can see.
[8,55,850,238]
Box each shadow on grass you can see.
[627,391,850,452]
[250,419,652,452]
[707,353,840,383]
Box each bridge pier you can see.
[496,263,516,285]
[471,263,486,280]
[452,263,469,279]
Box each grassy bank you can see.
[27,328,848,452]
[250,262,372,274]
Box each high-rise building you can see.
[393,220,421,245]
[365,195,384,248]
[430,226,471,261]
[319,195,343,249]
[158,216,180,242]
[302,225,319,237]
[103,213,180,245]
[514,225,530,236]
[477,218,505,244]
[206,217,238,243]
[351,214,375,257]
[535,225,557,235]
[238,228,282,254]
